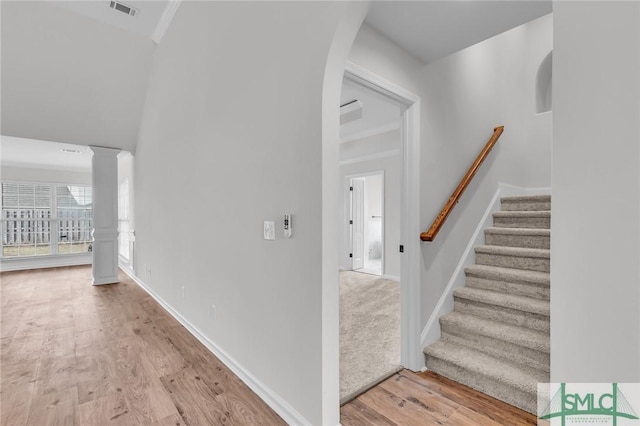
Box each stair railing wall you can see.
[419,183,552,349]
[421,126,504,242]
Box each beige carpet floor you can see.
[339,271,401,403]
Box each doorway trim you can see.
[344,62,422,370]
[343,170,386,276]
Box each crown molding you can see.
[152,0,182,44]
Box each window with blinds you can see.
[1,182,92,257]
[57,186,93,254]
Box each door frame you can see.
[344,171,385,276]
[344,62,422,370]
[349,176,365,271]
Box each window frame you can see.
[118,178,130,261]
[1,180,93,259]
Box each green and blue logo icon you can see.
[538,383,640,425]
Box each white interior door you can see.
[351,178,364,270]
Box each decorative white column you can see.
[90,146,120,285]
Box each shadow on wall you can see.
[536,51,552,114]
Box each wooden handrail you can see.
[421,126,504,242]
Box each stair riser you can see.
[454,298,550,332]
[484,233,550,249]
[501,201,551,211]
[476,252,549,273]
[465,275,550,300]
[493,216,550,229]
[425,356,543,414]
[440,329,550,373]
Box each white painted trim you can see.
[0,161,90,174]
[400,98,422,370]
[339,149,401,167]
[118,260,135,278]
[345,62,420,106]
[120,268,311,426]
[419,183,552,349]
[383,274,400,282]
[343,170,386,276]
[0,253,91,272]
[340,122,400,144]
[152,0,182,44]
[344,61,422,371]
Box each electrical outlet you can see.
[210,304,216,320]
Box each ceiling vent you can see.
[109,1,137,17]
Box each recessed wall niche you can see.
[536,51,552,114]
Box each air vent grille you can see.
[109,1,137,17]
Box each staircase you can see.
[424,194,550,414]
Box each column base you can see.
[92,276,120,285]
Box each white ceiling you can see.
[340,79,402,143]
[340,1,552,141]
[2,1,156,153]
[2,1,553,163]
[365,1,552,64]
[1,136,93,172]
[52,1,174,42]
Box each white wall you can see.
[1,1,155,152]
[339,129,401,277]
[133,2,365,424]
[1,165,91,185]
[418,14,553,326]
[349,16,553,336]
[552,1,640,382]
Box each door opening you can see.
[339,72,404,403]
[349,173,384,276]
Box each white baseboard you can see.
[0,253,91,272]
[119,268,311,426]
[382,274,400,282]
[419,183,551,349]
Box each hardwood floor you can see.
[0,265,285,426]
[2,265,538,426]
[340,370,538,426]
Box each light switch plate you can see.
[264,221,275,240]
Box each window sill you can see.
[0,252,91,272]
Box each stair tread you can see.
[484,227,550,236]
[475,245,550,259]
[424,339,548,394]
[501,195,551,203]
[493,211,551,218]
[454,287,549,316]
[441,311,550,353]
[465,264,550,286]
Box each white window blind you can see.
[1,182,92,257]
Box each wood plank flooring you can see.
[340,369,538,425]
[2,265,538,426]
[0,266,285,426]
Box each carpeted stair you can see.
[424,194,550,414]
